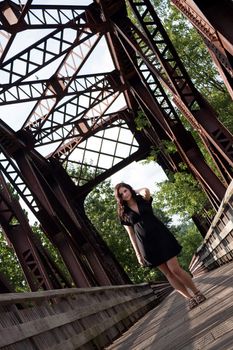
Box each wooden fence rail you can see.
[0,282,172,349]
[190,180,233,276]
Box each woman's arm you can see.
[135,187,151,201]
[123,225,144,265]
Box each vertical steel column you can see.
[13,151,93,288]
[0,173,54,291]
[15,147,130,286]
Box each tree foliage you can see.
[153,170,208,219]
[172,222,203,270]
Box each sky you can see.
[110,161,167,193]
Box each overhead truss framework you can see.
[0,0,232,291]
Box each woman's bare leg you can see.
[166,257,199,295]
[158,263,193,299]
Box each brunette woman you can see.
[114,182,206,310]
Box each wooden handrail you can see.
[0,281,172,349]
[190,180,233,276]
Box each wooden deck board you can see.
[105,262,233,350]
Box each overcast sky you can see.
[110,161,167,193]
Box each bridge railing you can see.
[190,180,233,276]
[0,281,172,350]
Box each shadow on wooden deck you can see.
[105,262,233,350]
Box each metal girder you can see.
[0,122,92,287]
[0,172,55,290]
[0,169,73,290]
[0,3,89,30]
[48,158,132,284]
[0,72,111,106]
[21,33,103,129]
[0,9,95,91]
[24,71,123,147]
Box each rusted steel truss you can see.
[0,119,132,287]
[0,0,232,290]
[125,0,233,174]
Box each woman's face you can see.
[119,186,132,202]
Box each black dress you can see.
[120,195,182,267]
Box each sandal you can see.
[188,297,198,310]
[195,291,206,304]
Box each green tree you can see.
[153,170,208,219]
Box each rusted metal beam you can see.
[0,172,54,291]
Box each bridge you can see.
[0,180,232,349]
[0,0,232,349]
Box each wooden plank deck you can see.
[105,262,233,350]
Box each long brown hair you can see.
[114,183,137,220]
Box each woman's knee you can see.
[158,264,175,280]
[166,259,183,277]
[169,265,182,278]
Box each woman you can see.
[114,182,206,310]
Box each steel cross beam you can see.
[51,109,136,162]
[23,71,123,148]
[21,33,102,130]
[0,72,110,106]
[0,8,95,91]
[0,4,90,30]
